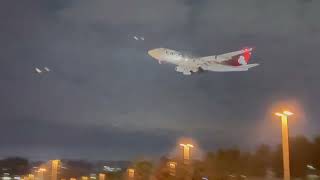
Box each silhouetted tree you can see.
[312,136,320,169]
[271,135,317,178]
[60,160,93,179]
[0,157,30,175]
[134,160,153,180]
[289,135,313,177]
[250,144,271,177]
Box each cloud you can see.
[0,116,178,160]
[59,0,188,28]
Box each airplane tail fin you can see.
[242,47,253,64]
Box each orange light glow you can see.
[283,111,293,116]
[127,168,135,178]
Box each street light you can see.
[51,160,60,180]
[180,143,194,163]
[81,176,89,180]
[38,168,46,180]
[275,110,293,180]
[99,173,106,180]
[39,168,46,172]
[167,161,177,176]
[127,168,135,179]
[28,174,35,180]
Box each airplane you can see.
[148,47,259,75]
[133,36,144,41]
[35,68,42,74]
[133,36,139,40]
[34,67,50,74]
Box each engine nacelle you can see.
[175,66,187,72]
[175,66,192,75]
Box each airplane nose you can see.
[148,49,162,59]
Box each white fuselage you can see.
[149,48,199,66]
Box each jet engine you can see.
[175,66,199,75]
[175,66,186,72]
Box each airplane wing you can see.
[201,63,259,72]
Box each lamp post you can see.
[167,161,177,176]
[51,160,60,180]
[180,143,194,164]
[99,173,106,180]
[127,168,135,179]
[275,111,293,180]
[38,168,46,180]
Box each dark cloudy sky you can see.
[1,0,320,160]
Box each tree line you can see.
[1,135,320,179]
[153,135,320,180]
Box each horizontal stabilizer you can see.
[240,63,259,69]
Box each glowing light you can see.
[283,111,293,116]
[81,176,88,180]
[275,111,293,117]
[187,144,194,148]
[180,143,194,148]
[51,160,60,180]
[307,165,316,170]
[99,174,106,180]
[127,168,135,178]
[180,143,194,162]
[167,161,177,176]
[39,168,46,172]
[28,174,34,180]
[168,162,177,169]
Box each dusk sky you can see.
[1,0,320,160]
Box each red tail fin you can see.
[242,47,253,64]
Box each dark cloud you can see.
[0,116,179,160]
[1,0,320,160]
